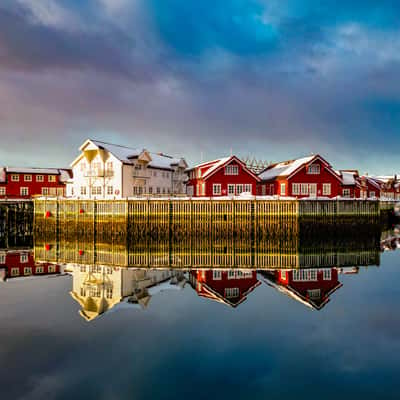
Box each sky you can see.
[0,0,399,174]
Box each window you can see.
[106,267,113,274]
[24,175,32,182]
[369,191,376,198]
[323,269,332,280]
[36,266,44,274]
[280,271,287,280]
[225,287,239,298]
[225,165,239,175]
[300,183,309,195]
[342,188,351,198]
[80,186,87,195]
[213,184,221,195]
[307,164,320,174]
[309,184,317,197]
[149,187,153,194]
[213,270,222,280]
[80,287,86,296]
[41,187,49,195]
[20,253,29,263]
[236,184,243,195]
[228,184,235,196]
[91,186,102,195]
[106,286,113,299]
[162,188,166,194]
[49,188,57,196]
[0,253,5,264]
[269,184,274,195]
[11,174,19,182]
[48,265,56,273]
[280,183,286,196]
[307,289,321,299]
[36,175,44,182]
[20,187,29,196]
[323,183,331,196]
[48,175,57,182]
[292,269,318,281]
[0,187,6,196]
[107,186,113,195]
[11,268,19,277]
[292,183,300,195]
[157,187,161,194]
[57,188,64,196]
[153,171,157,177]
[80,266,86,272]
[244,184,252,193]
[24,267,32,275]
[186,186,192,196]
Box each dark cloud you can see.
[0,0,399,174]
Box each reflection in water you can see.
[69,265,186,321]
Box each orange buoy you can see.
[45,244,51,251]
[45,211,51,218]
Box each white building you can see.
[67,139,188,198]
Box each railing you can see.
[84,169,114,178]
[133,170,150,179]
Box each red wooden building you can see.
[185,156,260,197]
[260,268,342,310]
[189,269,261,307]
[0,250,61,281]
[338,170,361,198]
[367,176,400,200]
[0,167,71,199]
[359,176,382,199]
[257,154,343,198]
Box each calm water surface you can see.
[1,229,400,399]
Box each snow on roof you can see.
[89,140,184,171]
[5,167,64,174]
[258,155,315,181]
[201,157,232,178]
[340,171,357,185]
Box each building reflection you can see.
[259,268,342,310]
[69,265,186,321]
[189,269,261,307]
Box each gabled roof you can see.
[361,176,383,190]
[258,154,341,182]
[187,155,260,181]
[72,139,187,171]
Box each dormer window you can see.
[225,165,239,175]
[307,164,320,174]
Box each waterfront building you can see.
[367,175,400,200]
[188,269,261,307]
[338,170,361,198]
[257,154,343,198]
[0,167,71,199]
[185,155,260,197]
[68,139,188,199]
[259,268,342,310]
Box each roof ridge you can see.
[90,139,141,151]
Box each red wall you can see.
[0,172,66,199]
[187,160,259,197]
[258,160,343,198]
[0,251,60,279]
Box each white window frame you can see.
[41,187,49,196]
[20,187,29,196]
[225,287,239,298]
[225,165,239,175]
[236,184,244,195]
[322,183,331,196]
[107,186,113,195]
[244,184,252,193]
[227,184,235,196]
[292,183,300,195]
[213,184,221,195]
[20,253,29,263]
[24,267,32,275]
[11,174,19,182]
[369,191,376,198]
[342,188,351,198]
[300,183,309,195]
[307,289,321,299]
[80,186,87,196]
[213,270,222,280]
[0,187,6,196]
[48,175,57,182]
[309,183,317,197]
[292,269,318,282]
[280,183,286,196]
[36,175,44,182]
[0,253,5,264]
[24,174,32,182]
[322,269,332,280]
[307,164,320,174]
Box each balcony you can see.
[133,169,150,179]
[172,173,188,182]
[84,169,114,178]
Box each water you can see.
[0,222,399,399]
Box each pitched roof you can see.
[339,170,359,186]
[258,155,315,181]
[80,139,186,171]
[187,155,260,181]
